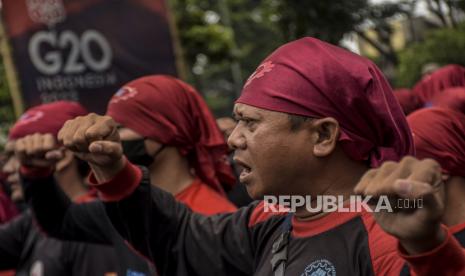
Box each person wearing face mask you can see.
[0,102,156,276]
[107,75,237,215]
[16,38,465,276]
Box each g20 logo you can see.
[29,30,113,75]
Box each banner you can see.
[1,0,178,113]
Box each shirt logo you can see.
[301,259,336,276]
[111,86,138,103]
[424,101,433,108]
[17,110,44,126]
[30,260,44,276]
[244,61,275,88]
[126,269,146,276]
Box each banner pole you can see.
[165,0,189,81]
[0,17,24,118]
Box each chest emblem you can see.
[301,259,336,276]
[30,261,44,276]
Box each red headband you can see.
[9,101,88,140]
[408,107,465,177]
[107,75,235,194]
[237,37,414,167]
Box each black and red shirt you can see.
[23,162,465,276]
[0,210,125,276]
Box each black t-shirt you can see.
[23,166,463,276]
[0,209,156,276]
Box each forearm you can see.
[21,168,71,237]
[0,212,31,269]
[92,164,187,268]
[22,168,112,244]
[92,163,255,275]
[400,226,465,276]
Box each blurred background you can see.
[0,0,464,148]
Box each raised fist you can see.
[15,133,64,169]
[58,113,124,182]
[354,156,445,254]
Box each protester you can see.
[408,108,465,236]
[421,62,440,76]
[0,101,156,276]
[431,86,465,114]
[396,107,465,276]
[106,75,237,215]
[217,117,253,207]
[412,64,465,106]
[393,88,422,115]
[1,141,25,211]
[17,38,465,276]
[217,117,237,142]
[0,152,18,224]
[0,186,17,225]
[8,102,91,202]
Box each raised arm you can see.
[14,133,112,245]
[0,212,31,269]
[354,156,465,275]
[18,114,262,276]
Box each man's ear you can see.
[310,117,340,157]
[55,150,74,172]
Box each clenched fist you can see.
[15,133,64,169]
[58,113,125,182]
[354,156,445,254]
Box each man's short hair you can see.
[288,114,312,131]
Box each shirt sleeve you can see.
[90,162,261,276]
[0,212,31,269]
[361,212,465,276]
[399,226,465,276]
[21,168,113,245]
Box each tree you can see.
[395,22,465,87]
[0,56,14,149]
[169,0,281,116]
[169,0,381,115]
[423,0,465,28]
[261,0,368,44]
[355,3,412,66]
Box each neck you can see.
[55,166,88,200]
[442,176,465,227]
[149,147,195,196]
[294,157,368,220]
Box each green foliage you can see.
[395,23,465,87]
[0,56,14,148]
[169,0,377,116]
[261,0,368,44]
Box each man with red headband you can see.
[408,108,465,238]
[431,86,465,114]
[1,101,155,276]
[412,64,465,106]
[396,107,465,276]
[5,101,90,204]
[0,152,18,224]
[18,38,465,275]
[393,88,422,115]
[106,75,236,215]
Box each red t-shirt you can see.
[175,179,237,215]
[0,189,18,224]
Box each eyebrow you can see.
[232,110,242,120]
[232,110,263,121]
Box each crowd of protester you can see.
[1,37,465,276]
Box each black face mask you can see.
[121,139,164,167]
